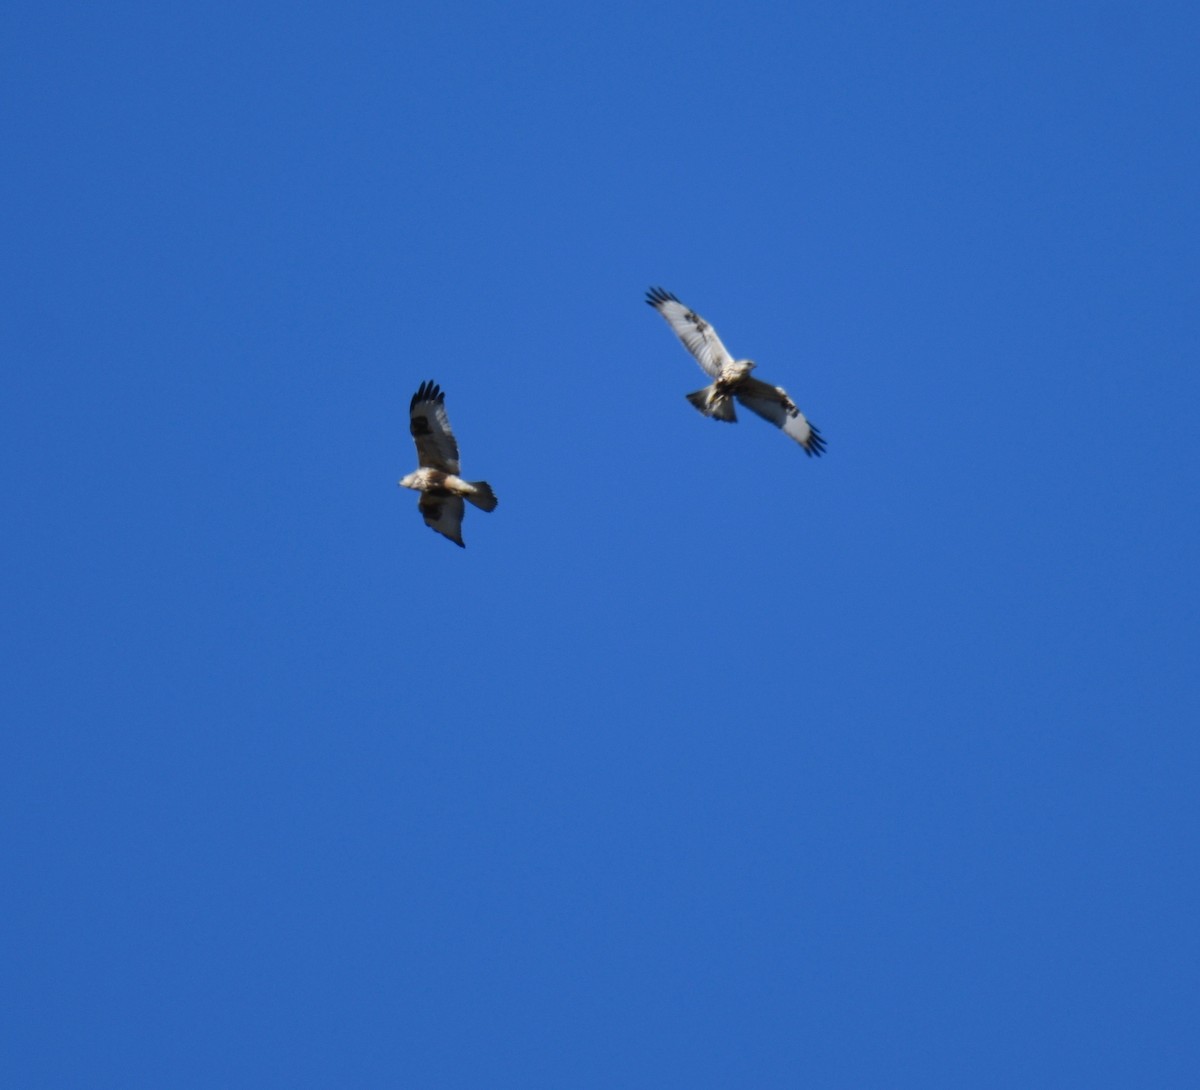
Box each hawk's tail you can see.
[686,386,737,422]
[465,481,498,512]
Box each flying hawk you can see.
[398,381,497,547]
[645,286,826,456]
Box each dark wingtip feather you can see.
[645,286,680,309]
[803,424,827,457]
[410,380,444,412]
[429,524,465,548]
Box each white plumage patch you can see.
[645,286,734,379]
[646,287,826,456]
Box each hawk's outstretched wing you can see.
[418,492,465,548]
[646,287,735,379]
[735,377,826,456]
[410,381,460,473]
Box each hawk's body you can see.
[398,381,497,547]
[645,286,826,456]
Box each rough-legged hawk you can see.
[645,287,826,456]
[398,381,497,547]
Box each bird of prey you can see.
[645,286,826,456]
[398,381,497,547]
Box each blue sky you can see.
[3,1,1198,1085]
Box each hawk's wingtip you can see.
[410,380,445,410]
[645,286,678,308]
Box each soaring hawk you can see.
[646,287,826,456]
[398,381,497,547]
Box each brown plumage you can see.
[398,381,497,547]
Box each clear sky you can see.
[4,1,1198,1086]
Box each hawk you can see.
[398,381,497,547]
[645,286,826,456]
